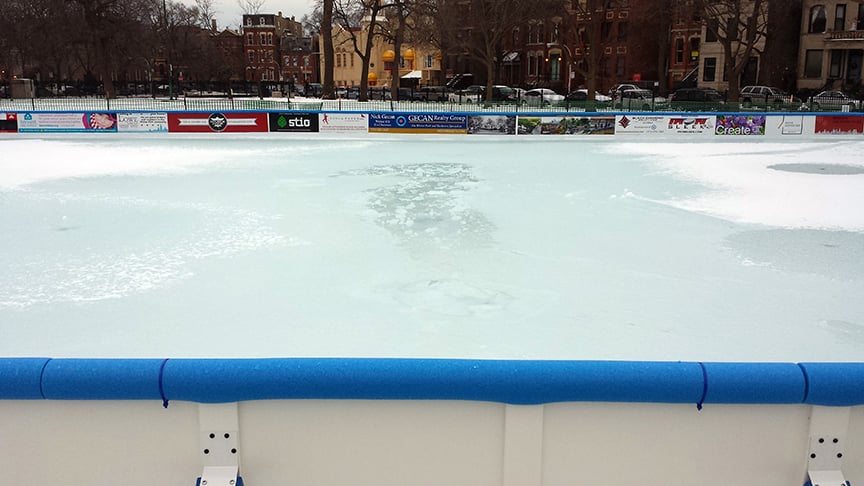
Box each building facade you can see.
[798,0,864,91]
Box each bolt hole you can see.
[811,453,817,459]
[819,438,825,443]
[231,448,237,454]
[833,438,839,443]
[224,433,230,439]
[209,433,215,439]
[203,449,210,454]
[837,453,843,458]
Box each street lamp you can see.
[547,42,573,94]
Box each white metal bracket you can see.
[805,406,850,486]
[198,403,241,485]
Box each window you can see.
[259,17,265,25]
[602,21,612,40]
[690,38,700,60]
[249,51,254,63]
[336,53,341,67]
[617,21,628,41]
[260,34,266,45]
[703,57,716,81]
[529,54,537,76]
[810,5,827,33]
[805,50,823,78]
[552,23,560,42]
[675,38,684,64]
[350,53,354,67]
[247,33,253,45]
[424,54,433,68]
[834,4,846,31]
[246,18,252,26]
[858,4,864,30]
[830,50,842,78]
[267,33,273,45]
[705,19,718,42]
[550,55,560,81]
[616,55,625,77]
[512,27,520,45]
[538,24,545,44]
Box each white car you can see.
[521,88,565,106]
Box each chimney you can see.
[211,19,217,31]
[278,11,282,17]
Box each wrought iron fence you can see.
[0,95,854,114]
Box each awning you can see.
[401,70,422,79]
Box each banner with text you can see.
[167,112,268,133]
[117,112,169,133]
[269,112,319,132]
[18,112,118,132]
[318,113,368,132]
[368,113,468,134]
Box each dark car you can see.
[416,86,450,101]
[670,87,725,111]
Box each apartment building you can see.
[798,0,864,91]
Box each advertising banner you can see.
[714,115,766,136]
[18,112,118,132]
[665,116,716,137]
[764,115,815,137]
[0,113,18,133]
[319,113,368,132]
[614,115,668,136]
[269,112,319,132]
[117,112,169,133]
[368,113,467,134]
[468,115,516,135]
[167,112,268,133]
[518,116,615,135]
[814,115,864,135]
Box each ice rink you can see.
[1,135,863,361]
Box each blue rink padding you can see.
[1,358,863,406]
[40,359,166,400]
[799,362,864,406]
[0,358,50,399]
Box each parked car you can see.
[565,89,612,102]
[416,86,450,101]
[740,85,799,104]
[809,90,861,111]
[448,85,485,103]
[608,83,640,100]
[521,88,565,106]
[614,88,656,110]
[670,87,725,110]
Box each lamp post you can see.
[547,42,573,94]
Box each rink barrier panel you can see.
[1,110,864,137]
[2,358,861,406]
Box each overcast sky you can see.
[179,0,316,30]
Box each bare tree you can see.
[331,0,389,101]
[196,0,218,31]
[440,0,566,102]
[694,0,768,101]
[237,0,266,15]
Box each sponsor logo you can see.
[618,116,630,129]
[208,113,228,131]
[277,116,311,128]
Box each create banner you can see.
[715,115,766,136]
[167,112,268,133]
[368,113,468,134]
[0,113,17,133]
[18,112,118,132]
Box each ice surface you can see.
[1,135,862,361]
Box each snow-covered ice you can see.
[1,135,862,362]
